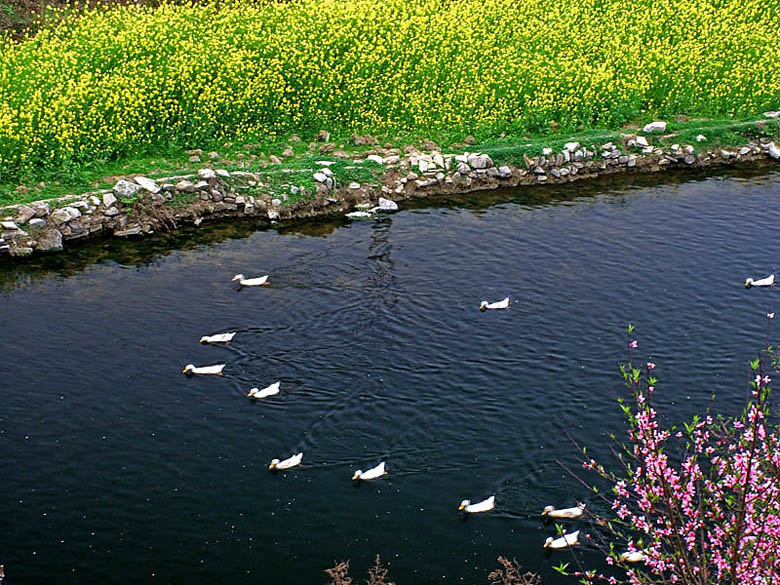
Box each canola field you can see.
[0,0,778,179]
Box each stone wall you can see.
[1,135,779,258]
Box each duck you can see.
[199,332,237,344]
[745,274,775,288]
[619,550,648,563]
[182,363,225,376]
[458,495,495,513]
[269,452,303,471]
[480,297,510,311]
[232,274,269,287]
[248,381,281,400]
[541,504,585,519]
[352,461,387,481]
[543,530,580,550]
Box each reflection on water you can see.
[1,166,780,585]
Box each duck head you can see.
[247,388,258,397]
[746,278,754,288]
[458,499,470,511]
[232,274,245,282]
[199,336,208,344]
[541,505,555,516]
[182,364,195,374]
[269,459,280,470]
[543,537,554,549]
[352,470,363,480]
[479,301,488,312]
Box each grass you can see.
[0,0,778,197]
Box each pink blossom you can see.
[646,362,656,370]
[630,340,638,348]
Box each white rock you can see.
[379,197,398,211]
[564,142,580,152]
[176,180,197,192]
[769,143,780,160]
[101,192,118,209]
[764,111,780,118]
[315,160,336,166]
[383,155,400,165]
[542,148,553,156]
[135,176,161,193]
[113,179,141,199]
[366,154,384,165]
[349,182,361,190]
[1,220,18,230]
[467,153,493,169]
[215,169,231,178]
[418,159,429,173]
[197,168,216,180]
[642,121,667,133]
[346,211,374,219]
[313,172,328,183]
[433,153,445,168]
[636,136,649,147]
[671,144,680,151]
[696,134,707,142]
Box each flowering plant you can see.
[562,321,780,585]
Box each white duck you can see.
[459,495,495,513]
[269,452,303,471]
[541,504,585,519]
[248,381,281,400]
[352,461,387,481]
[480,297,510,311]
[199,332,236,344]
[232,274,269,287]
[619,550,648,563]
[745,274,775,288]
[543,530,580,550]
[182,363,225,376]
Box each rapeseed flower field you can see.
[0,0,778,179]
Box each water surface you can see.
[2,168,780,585]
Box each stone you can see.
[696,134,707,142]
[317,130,331,142]
[542,147,553,156]
[536,174,548,182]
[684,155,696,165]
[642,121,667,133]
[104,206,121,217]
[32,203,49,217]
[684,145,695,154]
[16,205,35,225]
[269,155,282,164]
[618,155,628,164]
[198,168,217,180]
[215,169,231,178]
[383,155,400,165]
[267,208,279,220]
[464,135,476,145]
[467,153,493,169]
[769,143,780,160]
[349,182,361,190]
[378,197,399,211]
[36,228,63,251]
[319,143,337,154]
[435,171,446,183]
[564,142,580,152]
[1,220,18,230]
[188,155,201,163]
[313,172,328,183]
[28,218,46,229]
[113,179,141,199]
[720,150,736,159]
[739,147,752,156]
[176,180,197,192]
[134,176,160,193]
[497,166,512,179]
[102,192,118,209]
[764,111,780,118]
[627,156,637,168]
[550,168,561,179]
[208,151,220,160]
[433,153,445,168]
[487,167,500,178]
[635,136,649,147]
[282,147,294,158]
[366,154,384,165]
[115,226,142,237]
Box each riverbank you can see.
[1,118,779,258]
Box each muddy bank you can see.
[1,137,779,258]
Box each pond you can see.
[2,167,780,585]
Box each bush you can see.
[565,322,780,585]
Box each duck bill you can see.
[458,504,466,511]
[351,472,360,480]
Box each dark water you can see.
[2,168,780,585]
